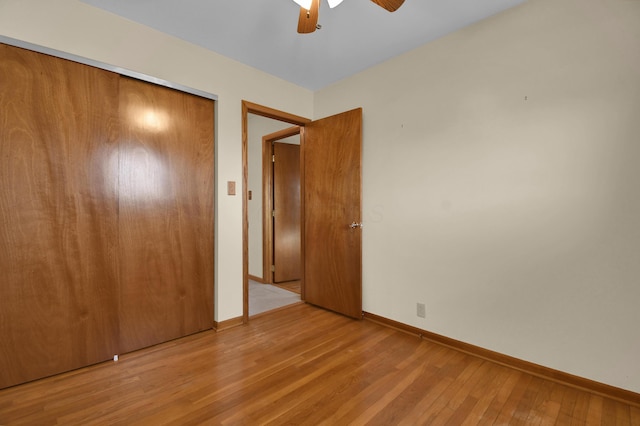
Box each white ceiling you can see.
[81,0,526,91]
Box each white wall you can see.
[314,0,640,392]
[0,0,314,322]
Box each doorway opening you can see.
[261,127,302,287]
[242,101,363,322]
[242,101,311,322]
[250,126,302,316]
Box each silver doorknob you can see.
[349,222,363,229]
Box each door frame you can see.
[242,101,310,323]
[261,126,302,285]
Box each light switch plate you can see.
[227,181,236,196]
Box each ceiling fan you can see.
[293,0,405,33]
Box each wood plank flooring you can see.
[1,303,638,425]
[272,279,301,294]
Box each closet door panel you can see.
[117,77,214,353]
[0,44,120,388]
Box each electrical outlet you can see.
[417,303,426,318]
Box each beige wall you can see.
[315,0,640,392]
[0,0,314,322]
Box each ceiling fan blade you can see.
[370,0,405,12]
[297,0,319,33]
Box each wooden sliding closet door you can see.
[117,77,214,353]
[0,44,120,388]
[1,43,214,388]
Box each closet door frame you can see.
[0,36,217,102]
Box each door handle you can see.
[349,222,363,229]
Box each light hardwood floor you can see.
[1,303,638,425]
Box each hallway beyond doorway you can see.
[249,280,300,316]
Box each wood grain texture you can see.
[242,101,310,322]
[0,44,120,389]
[1,43,215,389]
[0,303,637,424]
[297,0,320,34]
[303,108,362,318]
[262,134,274,283]
[242,101,311,127]
[117,77,214,354]
[364,311,640,409]
[273,142,301,283]
[370,0,405,12]
[262,126,301,284]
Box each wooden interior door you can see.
[273,142,301,283]
[117,77,214,353]
[303,108,362,319]
[0,44,120,388]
